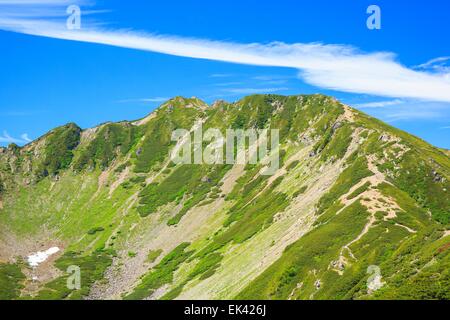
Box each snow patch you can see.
[27,247,60,267]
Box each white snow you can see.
[27,247,60,267]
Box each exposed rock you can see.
[271,100,284,112]
[332,121,342,132]
[300,134,314,146]
[314,280,321,290]
[201,176,212,183]
[212,100,227,109]
[379,134,391,142]
[432,170,444,183]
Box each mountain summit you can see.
[0,94,449,300]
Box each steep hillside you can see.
[0,94,448,300]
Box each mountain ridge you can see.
[0,94,449,300]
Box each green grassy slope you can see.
[238,106,450,300]
[0,94,448,300]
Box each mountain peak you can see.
[160,96,208,110]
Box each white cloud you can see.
[414,57,450,74]
[355,99,404,109]
[0,131,31,144]
[116,97,169,103]
[21,133,32,142]
[0,109,47,116]
[210,73,234,78]
[383,110,442,122]
[138,97,169,103]
[251,75,294,82]
[0,132,17,143]
[1,1,450,103]
[213,81,244,87]
[224,87,290,94]
[357,100,450,123]
[0,0,74,4]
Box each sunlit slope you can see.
[0,95,448,300]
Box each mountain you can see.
[0,94,449,300]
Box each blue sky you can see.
[0,0,449,148]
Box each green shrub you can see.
[0,263,26,300]
[87,227,105,235]
[292,185,308,198]
[286,160,300,171]
[124,243,193,300]
[138,164,231,222]
[237,201,369,299]
[74,123,140,171]
[36,123,81,178]
[347,182,371,200]
[318,156,372,213]
[146,249,163,263]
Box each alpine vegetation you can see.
[0,94,448,300]
[171,124,280,175]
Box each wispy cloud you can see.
[356,100,450,123]
[0,131,32,144]
[0,0,87,17]
[0,0,74,6]
[116,97,169,104]
[213,81,244,87]
[0,0,75,4]
[21,133,32,142]
[0,109,47,116]
[209,73,234,78]
[354,99,404,109]
[414,56,450,74]
[383,110,442,122]
[210,74,292,95]
[223,87,290,94]
[251,75,294,83]
[1,1,450,103]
